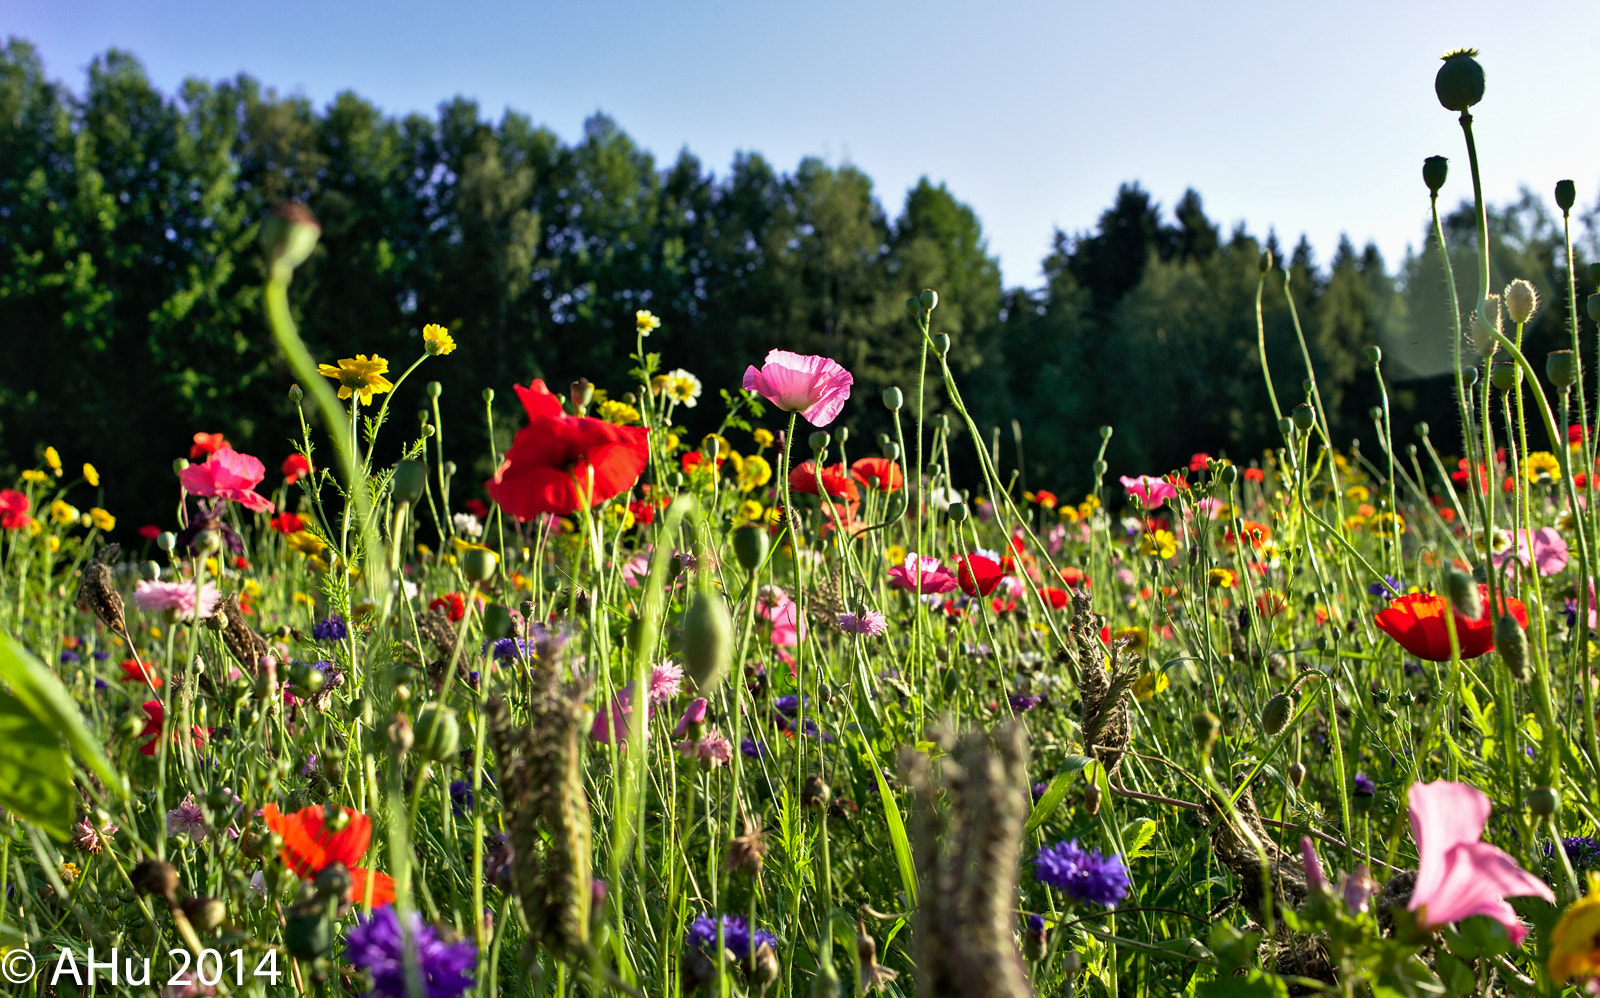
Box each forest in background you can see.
[3,37,1598,529]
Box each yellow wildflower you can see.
[702,434,732,459]
[1132,672,1169,701]
[89,508,115,531]
[636,309,661,336]
[752,428,775,449]
[1140,529,1177,560]
[1207,568,1236,588]
[21,469,47,484]
[50,500,79,525]
[1344,514,1368,531]
[1114,627,1149,652]
[738,499,765,523]
[422,323,455,356]
[59,862,80,884]
[44,447,61,476]
[293,591,315,607]
[1079,494,1101,512]
[244,579,262,597]
[1549,872,1600,986]
[598,399,641,425]
[205,557,220,576]
[739,454,773,491]
[1058,506,1080,523]
[285,530,328,556]
[46,536,60,553]
[83,463,99,487]
[603,503,636,531]
[1371,512,1406,539]
[663,432,681,454]
[1526,451,1562,484]
[886,544,907,565]
[148,626,161,639]
[316,355,394,405]
[416,543,432,557]
[1344,485,1369,502]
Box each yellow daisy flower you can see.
[50,500,79,525]
[752,428,775,449]
[1207,568,1236,588]
[83,463,99,487]
[1371,512,1406,539]
[1140,529,1177,560]
[316,355,394,405]
[422,323,456,357]
[1526,451,1562,484]
[1114,627,1149,652]
[1344,485,1369,502]
[739,454,773,492]
[636,309,661,336]
[285,530,328,556]
[44,447,61,476]
[89,508,115,531]
[598,399,641,425]
[738,499,765,522]
[1132,672,1169,701]
[886,544,907,565]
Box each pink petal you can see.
[1300,837,1326,894]
[1413,841,1552,944]
[1408,780,1491,908]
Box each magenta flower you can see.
[678,731,733,766]
[180,447,275,514]
[756,587,808,643]
[1407,780,1553,945]
[887,553,958,595]
[1492,526,1569,577]
[648,660,684,704]
[741,350,853,428]
[1119,475,1176,511]
[1300,837,1327,894]
[674,697,708,737]
[132,579,222,619]
[591,688,646,745]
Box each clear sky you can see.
[12,0,1600,287]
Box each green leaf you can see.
[1122,816,1158,859]
[1024,754,1095,835]
[1196,970,1288,998]
[863,736,919,906]
[0,633,125,797]
[0,691,75,840]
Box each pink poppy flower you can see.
[888,553,958,595]
[741,349,853,428]
[591,688,646,745]
[1492,526,1569,577]
[179,448,274,514]
[1407,780,1552,945]
[1119,475,1177,511]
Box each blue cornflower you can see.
[313,615,347,642]
[60,650,79,665]
[1353,772,1375,797]
[1030,783,1048,803]
[1368,576,1402,598]
[450,780,474,817]
[1009,693,1043,713]
[740,738,767,760]
[92,650,108,661]
[93,678,108,690]
[1548,836,1600,870]
[773,694,807,717]
[344,905,477,998]
[483,637,525,662]
[686,914,779,960]
[1034,839,1130,907]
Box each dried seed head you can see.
[1473,294,1503,357]
[725,825,767,877]
[131,858,179,901]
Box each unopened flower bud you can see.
[904,296,922,319]
[482,387,494,404]
[1474,295,1503,356]
[1527,785,1559,817]
[173,458,190,476]
[1287,761,1307,788]
[946,501,967,523]
[919,288,938,312]
[392,460,428,505]
[808,431,830,454]
[1422,155,1449,195]
[1099,425,1113,440]
[261,202,321,276]
[425,381,442,400]
[1505,279,1539,325]
[1291,403,1316,433]
[1259,249,1274,274]
[1434,49,1485,112]
[1092,459,1108,477]
[288,384,303,404]
[1261,692,1293,738]
[1445,570,1481,620]
[387,712,414,760]
[1556,180,1576,212]
[414,704,461,762]
[140,561,161,581]
[932,332,950,356]
[1490,362,1519,391]
[733,524,770,573]
[683,589,733,694]
[1366,345,1382,364]
[1368,405,1384,422]
[461,547,498,583]
[1549,350,1579,389]
[156,531,176,552]
[1192,711,1220,752]
[1496,614,1529,681]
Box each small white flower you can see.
[663,368,703,408]
[249,870,268,905]
[453,512,483,539]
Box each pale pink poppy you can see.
[1406,780,1552,945]
[1492,527,1569,577]
[1119,475,1177,511]
[179,448,274,514]
[887,553,958,595]
[741,349,853,427]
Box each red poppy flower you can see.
[990,595,1018,613]
[1059,566,1091,589]
[121,660,161,689]
[1040,586,1071,610]
[1570,424,1587,445]
[262,803,396,906]
[628,499,656,526]
[138,700,209,756]
[1031,489,1057,509]
[1374,585,1528,661]
[138,524,162,541]
[1243,467,1264,483]
[1255,591,1288,618]
[190,432,230,460]
[281,453,312,484]
[464,498,489,519]
[956,553,1005,597]
[486,380,649,518]
[1188,452,1211,473]
[270,512,306,535]
[849,458,903,492]
[0,490,30,530]
[430,592,466,622]
[787,461,860,503]
[1223,520,1272,549]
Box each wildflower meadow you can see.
[7,46,1600,998]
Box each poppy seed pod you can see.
[1434,49,1485,112]
[1092,459,1108,477]
[1445,570,1482,621]
[1496,614,1529,681]
[1504,279,1539,325]
[1490,362,1520,391]
[461,547,498,583]
[1556,180,1576,212]
[413,704,461,762]
[392,460,428,504]
[1366,345,1382,364]
[1527,785,1559,817]
[1291,403,1316,434]
[932,332,950,357]
[1277,417,1294,436]
[1217,464,1238,486]
[946,501,968,523]
[808,431,830,455]
[1422,155,1449,195]
[919,288,938,312]
[482,387,494,404]
[733,524,770,573]
[683,588,733,694]
[904,296,922,319]
[882,386,903,411]
[482,604,514,640]
[425,381,442,399]
[1260,692,1294,738]
[1548,350,1579,389]
[140,561,161,581]
[1287,761,1307,788]
[1259,249,1274,274]
[1099,425,1113,440]
[1368,406,1384,422]
[261,202,321,275]
[1587,294,1600,324]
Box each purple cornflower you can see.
[740,738,767,760]
[1548,836,1600,869]
[450,780,474,817]
[92,649,108,661]
[773,694,807,717]
[1352,773,1375,797]
[686,914,779,961]
[313,614,347,642]
[301,755,318,777]
[1030,783,1048,803]
[1033,839,1130,907]
[93,678,108,690]
[1368,576,1402,598]
[837,610,888,636]
[484,638,523,662]
[344,905,477,998]
[60,650,79,665]
[1009,693,1043,713]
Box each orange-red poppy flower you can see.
[262,803,396,906]
[139,701,208,755]
[956,553,1005,597]
[487,380,649,518]
[281,453,312,484]
[849,457,903,492]
[1374,585,1527,661]
[190,432,230,460]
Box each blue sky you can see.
[13,0,1600,286]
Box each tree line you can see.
[3,38,1597,528]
